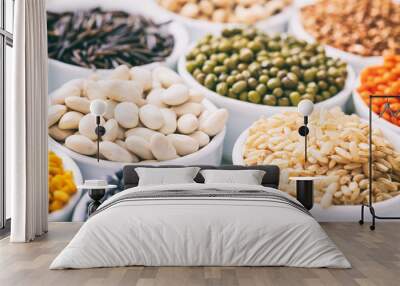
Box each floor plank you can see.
[0,222,399,286]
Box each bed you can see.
[50,165,350,269]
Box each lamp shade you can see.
[90,99,107,116]
[298,99,314,116]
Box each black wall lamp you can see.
[89,99,107,162]
[297,99,314,164]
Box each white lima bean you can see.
[65,135,97,155]
[102,119,119,142]
[161,84,189,106]
[177,114,199,134]
[49,125,74,141]
[115,140,140,162]
[125,127,160,142]
[51,80,82,104]
[152,66,183,88]
[188,89,204,103]
[107,65,131,81]
[150,133,179,161]
[130,67,152,91]
[146,88,167,108]
[100,141,134,163]
[79,114,105,140]
[159,108,177,135]
[200,109,228,136]
[125,135,155,160]
[100,80,146,106]
[114,102,139,129]
[172,102,204,116]
[58,111,84,130]
[167,134,199,156]
[65,96,90,114]
[48,104,67,127]
[189,131,210,147]
[104,100,118,120]
[139,104,165,130]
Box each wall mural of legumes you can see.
[46,0,400,222]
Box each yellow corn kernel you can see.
[49,200,64,212]
[53,190,70,203]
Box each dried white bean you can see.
[177,114,199,134]
[150,133,179,161]
[49,125,74,141]
[65,96,90,114]
[114,102,139,129]
[189,131,210,147]
[79,114,105,140]
[100,141,134,163]
[65,135,97,155]
[159,108,177,135]
[130,67,152,91]
[161,84,189,106]
[125,135,154,160]
[171,102,204,116]
[152,66,183,88]
[146,88,167,108]
[167,134,199,156]
[107,65,130,81]
[48,105,67,127]
[102,119,119,142]
[58,111,83,130]
[139,104,164,130]
[200,108,228,136]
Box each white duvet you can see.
[50,183,350,269]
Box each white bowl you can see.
[48,147,83,222]
[288,2,383,75]
[232,119,400,222]
[178,52,356,162]
[49,99,226,180]
[149,0,293,41]
[47,0,189,92]
[352,77,400,135]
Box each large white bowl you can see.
[352,76,400,135]
[149,0,293,41]
[47,0,189,92]
[48,147,83,222]
[288,2,383,75]
[232,119,400,222]
[49,99,226,180]
[178,53,356,162]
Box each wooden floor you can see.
[0,223,399,286]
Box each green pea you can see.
[278,97,290,106]
[214,65,227,75]
[273,88,284,98]
[232,80,247,94]
[195,73,206,85]
[259,74,269,84]
[302,93,315,102]
[267,67,278,77]
[248,91,261,103]
[282,75,298,90]
[248,41,262,52]
[263,94,277,106]
[303,69,316,82]
[267,78,281,90]
[289,92,301,106]
[321,91,331,99]
[218,40,232,52]
[204,74,217,90]
[226,75,236,86]
[216,82,228,96]
[228,88,237,99]
[277,70,287,79]
[315,95,324,102]
[186,61,198,73]
[318,80,328,90]
[335,77,345,89]
[247,77,258,89]
[256,84,267,95]
[239,48,254,62]
[297,83,306,94]
[241,70,251,79]
[202,64,214,73]
[273,57,285,68]
[268,41,280,51]
[239,92,248,101]
[316,70,327,80]
[238,63,248,72]
[329,86,338,95]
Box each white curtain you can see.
[8,0,48,242]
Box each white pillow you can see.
[200,169,266,185]
[136,167,201,186]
